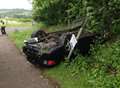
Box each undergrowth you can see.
[47,41,120,88]
[9,23,120,88]
[9,29,35,48]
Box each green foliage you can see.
[33,0,120,33]
[17,18,32,22]
[3,18,32,27]
[32,0,68,25]
[7,18,32,22]
[47,41,120,88]
[10,29,120,88]
[9,21,120,88]
[9,29,34,48]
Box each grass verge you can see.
[46,42,120,88]
[7,22,32,28]
[9,29,35,48]
[9,26,120,88]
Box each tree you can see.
[32,0,120,34]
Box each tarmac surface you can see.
[0,36,55,88]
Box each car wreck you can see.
[23,22,103,67]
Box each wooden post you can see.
[67,19,87,60]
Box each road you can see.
[0,36,56,88]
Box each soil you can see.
[0,35,57,88]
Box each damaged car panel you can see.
[23,27,100,67]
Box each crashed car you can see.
[22,26,101,67]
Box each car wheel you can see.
[31,30,47,39]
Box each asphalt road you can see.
[0,36,56,88]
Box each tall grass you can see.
[47,41,120,88]
[9,21,120,88]
[9,29,35,48]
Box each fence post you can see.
[67,19,88,60]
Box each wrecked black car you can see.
[22,25,102,67]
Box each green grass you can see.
[4,18,32,22]
[7,22,32,27]
[1,18,32,27]
[46,62,92,88]
[46,42,120,88]
[9,29,35,48]
[9,22,120,88]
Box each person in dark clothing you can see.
[0,20,6,35]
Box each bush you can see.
[47,40,120,88]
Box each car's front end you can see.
[23,36,65,67]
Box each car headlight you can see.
[24,40,27,43]
[24,37,38,45]
[34,37,38,42]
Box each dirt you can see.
[0,36,57,88]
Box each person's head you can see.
[1,20,4,24]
